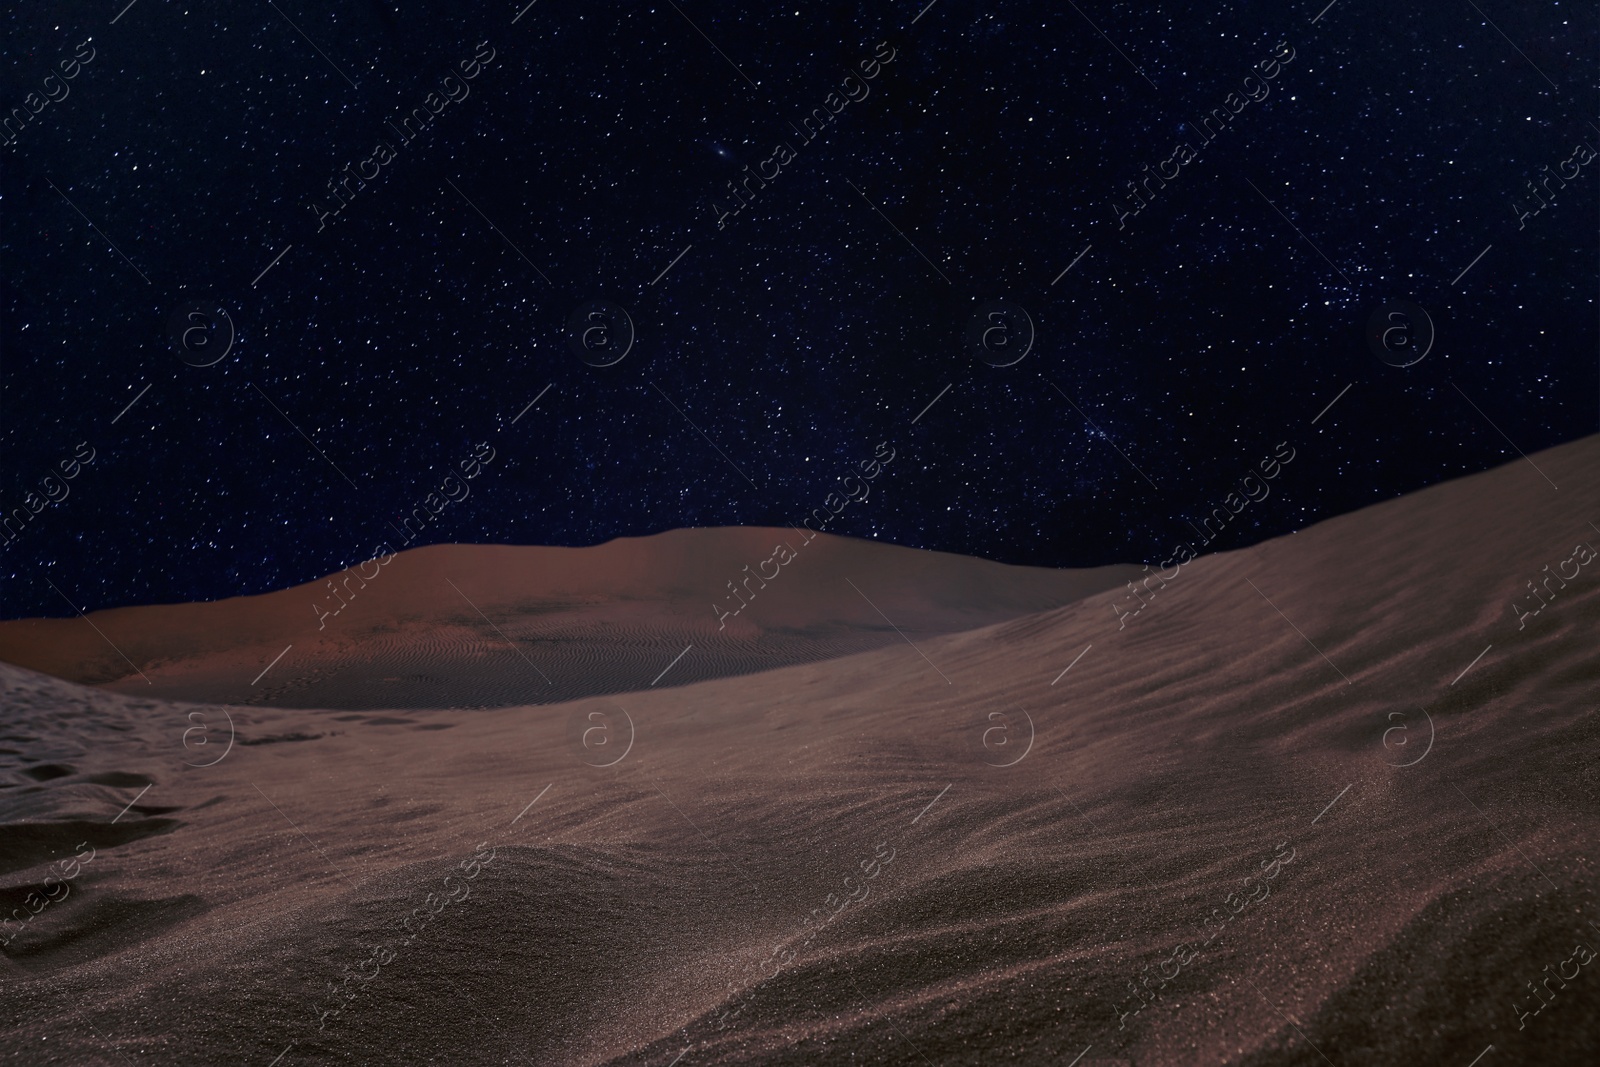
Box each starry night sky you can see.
[1,0,1594,620]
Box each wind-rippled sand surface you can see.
[0,528,1137,710]
[1,438,1597,1065]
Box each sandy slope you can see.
[0,528,1137,710]
[0,436,1597,1066]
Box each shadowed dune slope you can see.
[0,528,1138,709]
[0,435,1597,1065]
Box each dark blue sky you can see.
[1,0,1594,619]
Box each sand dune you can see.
[1,436,1597,1065]
[0,528,1137,709]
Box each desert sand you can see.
[0,436,1597,1066]
[0,527,1138,710]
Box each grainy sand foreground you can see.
[1,437,1597,1066]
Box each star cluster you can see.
[0,0,1593,618]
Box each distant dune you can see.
[0,436,1597,1066]
[0,528,1138,709]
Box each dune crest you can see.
[0,528,1137,709]
[0,435,1597,1065]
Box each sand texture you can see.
[0,528,1138,710]
[0,437,1597,1065]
